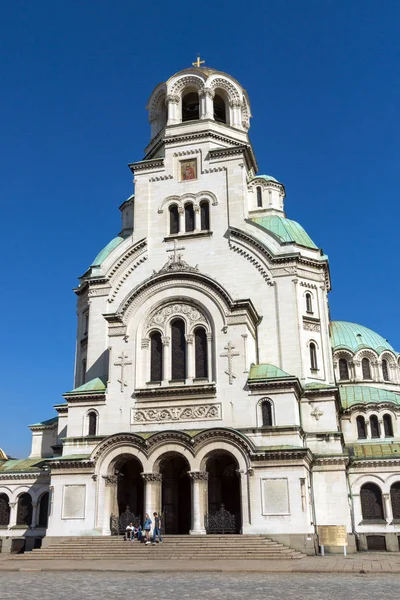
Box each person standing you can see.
[152,512,162,545]
[143,513,152,545]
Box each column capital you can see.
[188,470,208,481]
[141,472,162,482]
[103,475,118,485]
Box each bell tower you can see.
[145,59,253,160]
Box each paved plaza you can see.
[0,572,400,600]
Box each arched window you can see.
[362,358,372,380]
[88,411,97,436]
[200,200,210,230]
[382,359,390,381]
[182,92,199,121]
[256,186,262,208]
[390,482,400,520]
[310,343,318,370]
[356,415,367,439]
[81,359,86,386]
[194,327,208,379]
[360,483,384,520]
[169,205,179,235]
[150,331,163,382]
[185,203,195,232]
[370,415,380,438]
[339,358,350,380]
[0,493,10,526]
[38,492,50,528]
[213,94,226,123]
[171,318,186,380]
[16,493,33,526]
[383,414,394,437]
[261,400,273,426]
[305,293,313,314]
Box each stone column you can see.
[141,473,163,519]
[199,88,214,120]
[8,502,17,529]
[162,336,171,384]
[383,493,393,523]
[166,94,180,125]
[194,205,201,231]
[379,419,386,439]
[141,339,149,384]
[206,332,213,382]
[178,206,185,234]
[188,471,208,535]
[229,100,242,127]
[185,333,194,382]
[102,474,119,535]
[30,501,38,529]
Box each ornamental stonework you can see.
[132,403,221,424]
[147,303,206,328]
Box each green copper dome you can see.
[330,321,397,354]
[252,174,279,183]
[250,215,318,249]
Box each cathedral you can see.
[1,62,400,555]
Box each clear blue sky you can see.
[1,1,399,458]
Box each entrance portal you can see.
[116,456,144,519]
[160,454,191,534]
[206,451,242,533]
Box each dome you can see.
[250,215,318,249]
[330,321,397,354]
[251,174,279,183]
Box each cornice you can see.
[313,455,349,467]
[128,158,165,174]
[0,472,49,481]
[350,458,400,468]
[135,383,216,400]
[47,460,94,470]
[248,378,302,397]
[208,144,257,173]
[63,393,106,404]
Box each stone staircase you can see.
[14,535,306,560]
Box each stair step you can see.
[18,535,306,560]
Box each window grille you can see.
[261,401,273,426]
[339,358,349,380]
[88,411,97,436]
[169,205,179,234]
[360,483,384,520]
[382,359,390,381]
[150,331,163,382]
[310,343,318,370]
[185,204,195,232]
[362,358,372,380]
[383,414,394,437]
[194,327,208,378]
[200,201,210,230]
[171,319,186,380]
[356,415,366,439]
[370,415,380,438]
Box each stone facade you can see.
[1,64,400,555]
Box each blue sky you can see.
[1,1,399,458]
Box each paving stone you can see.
[0,572,399,600]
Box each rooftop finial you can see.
[192,55,205,68]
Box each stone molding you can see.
[132,403,221,424]
[188,471,209,481]
[141,472,162,482]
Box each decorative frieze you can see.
[141,472,163,482]
[188,471,209,481]
[148,303,206,328]
[304,321,321,332]
[132,403,221,424]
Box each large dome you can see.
[330,321,397,354]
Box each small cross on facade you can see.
[192,55,205,68]
[114,351,132,392]
[220,341,240,385]
[166,238,185,264]
[310,406,324,421]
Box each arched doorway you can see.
[115,456,144,519]
[206,451,242,533]
[159,453,191,534]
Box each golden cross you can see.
[192,55,205,68]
